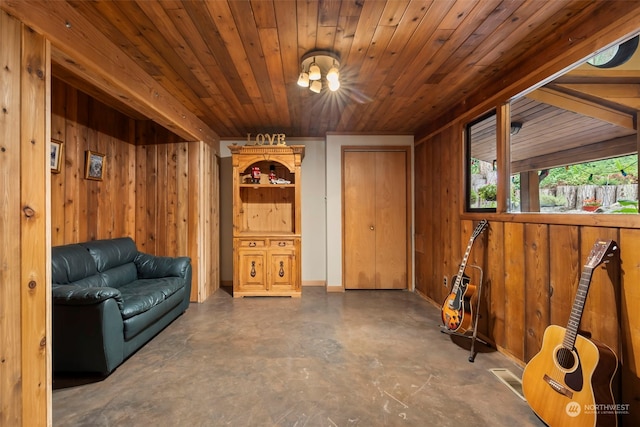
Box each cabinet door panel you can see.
[237,249,267,291]
[269,250,296,291]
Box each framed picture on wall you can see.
[51,139,63,173]
[84,150,105,181]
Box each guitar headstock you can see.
[471,219,489,239]
[585,239,618,268]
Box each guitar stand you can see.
[440,264,486,362]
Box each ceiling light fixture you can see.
[298,50,341,93]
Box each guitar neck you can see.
[452,236,477,291]
[562,266,594,350]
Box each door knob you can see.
[370,225,374,230]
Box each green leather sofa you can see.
[51,237,192,375]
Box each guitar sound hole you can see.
[556,347,575,369]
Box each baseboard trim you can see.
[326,285,345,293]
[302,280,326,287]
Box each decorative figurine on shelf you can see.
[269,165,277,183]
[251,166,261,184]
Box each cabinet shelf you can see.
[239,184,295,188]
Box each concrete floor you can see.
[53,287,544,427]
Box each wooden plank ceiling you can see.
[10,1,640,140]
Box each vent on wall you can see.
[489,368,526,401]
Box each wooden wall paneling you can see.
[76,91,90,242]
[188,140,201,301]
[212,152,220,296]
[157,143,168,255]
[63,84,80,244]
[165,142,178,256]
[124,119,137,239]
[486,220,505,349]
[176,142,189,256]
[85,97,100,241]
[200,142,210,296]
[146,143,158,253]
[548,225,580,327]
[135,144,148,250]
[579,227,620,354]
[429,135,438,299]
[442,129,457,304]
[477,222,491,337]
[203,142,219,299]
[97,102,113,237]
[619,228,640,424]
[503,222,525,361]
[413,141,428,296]
[0,10,24,425]
[20,23,50,426]
[425,137,438,298]
[50,78,66,246]
[523,223,550,362]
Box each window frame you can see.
[465,109,497,213]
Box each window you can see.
[466,111,497,212]
[464,32,639,215]
[509,33,639,214]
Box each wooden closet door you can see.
[375,150,407,289]
[343,151,376,288]
[343,149,408,289]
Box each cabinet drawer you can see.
[270,239,295,248]
[238,239,266,248]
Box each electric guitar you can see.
[441,219,488,333]
[522,239,619,427]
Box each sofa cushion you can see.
[100,263,138,289]
[118,277,185,320]
[122,288,185,340]
[52,244,98,285]
[81,237,138,272]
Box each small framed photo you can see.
[51,139,63,173]
[84,150,105,181]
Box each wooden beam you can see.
[20,23,50,426]
[520,171,540,213]
[0,0,219,147]
[556,83,640,111]
[0,10,25,426]
[496,103,510,213]
[511,134,637,173]
[526,87,635,129]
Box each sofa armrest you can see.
[52,285,123,309]
[134,253,191,279]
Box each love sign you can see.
[246,133,287,146]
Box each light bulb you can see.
[297,72,309,87]
[326,66,339,83]
[308,63,321,80]
[309,80,322,93]
[328,79,340,92]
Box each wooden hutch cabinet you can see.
[230,144,304,297]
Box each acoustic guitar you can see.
[522,239,619,427]
[441,219,488,333]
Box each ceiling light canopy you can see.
[297,50,341,93]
